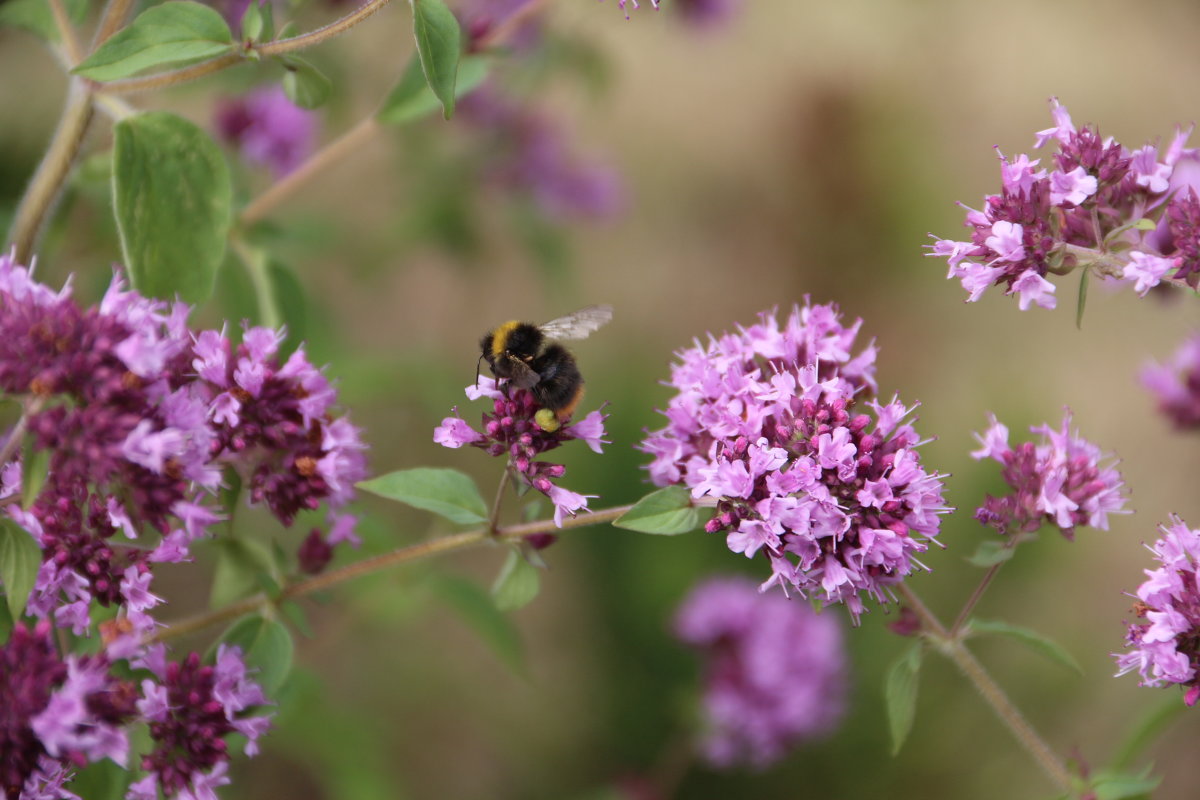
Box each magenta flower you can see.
[1116,516,1200,706]
[674,576,847,769]
[970,410,1128,539]
[673,0,740,27]
[1142,332,1200,430]
[641,303,948,622]
[213,85,317,177]
[930,98,1200,307]
[434,378,607,527]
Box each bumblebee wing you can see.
[506,357,540,389]
[538,304,613,341]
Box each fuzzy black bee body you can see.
[479,306,611,431]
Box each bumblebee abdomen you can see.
[531,344,584,417]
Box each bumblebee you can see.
[479,305,612,432]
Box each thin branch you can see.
[96,52,243,95]
[257,0,396,57]
[148,503,635,644]
[239,117,381,225]
[48,0,83,65]
[90,0,135,49]
[488,466,513,535]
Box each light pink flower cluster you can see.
[930,99,1200,309]
[435,377,607,527]
[674,576,847,769]
[1116,516,1200,706]
[641,303,949,621]
[970,410,1128,539]
[1141,332,1200,430]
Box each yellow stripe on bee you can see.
[492,321,521,357]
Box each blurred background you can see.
[4,0,1200,797]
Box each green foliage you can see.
[491,548,540,612]
[74,1,235,81]
[410,0,462,119]
[0,0,87,41]
[1110,695,1187,771]
[965,540,1014,567]
[613,486,707,535]
[20,435,49,511]
[216,614,296,695]
[378,55,489,126]
[0,518,41,620]
[431,573,526,675]
[965,618,1083,674]
[1076,267,1090,330]
[884,642,923,755]
[240,0,273,43]
[112,111,232,304]
[358,467,488,526]
[282,55,333,110]
[209,537,279,609]
[1087,768,1161,800]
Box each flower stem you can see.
[98,0,396,95]
[48,0,83,65]
[90,0,136,49]
[239,117,381,225]
[148,503,634,644]
[898,584,1074,794]
[6,80,94,263]
[488,467,513,535]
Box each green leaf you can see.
[1132,218,1157,231]
[0,519,42,620]
[1111,695,1187,771]
[966,540,1014,567]
[63,759,129,800]
[1076,267,1090,330]
[267,261,307,353]
[1089,768,1161,800]
[0,598,13,645]
[21,437,50,510]
[432,574,525,675]
[281,55,332,110]
[491,548,540,612]
[966,618,1083,674]
[215,615,294,695]
[410,0,462,119]
[0,0,88,41]
[74,1,235,81]
[113,111,232,304]
[209,538,275,609]
[613,486,704,535]
[357,468,488,525]
[378,54,488,125]
[239,0,273,42]
[885,642,922,755]
[281,600,314,638]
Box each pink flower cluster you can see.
[434,377,607,527]
[970,410,1127,539]
[1116,517,1200,706]
[674,576,847,769]
[1141,332,1200,430]
[930,99,1200,309]
[641,303,948,621]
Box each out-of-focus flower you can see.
[929,98,1200,307]
[970,410,1128,539]
[602,0,659,19]
[214,86,318,177]
[1141,332,1200,430]
[458,88,624,221]
[434,377,606,527]
[1116,516,1200,706]
[640,303,948,622]
[673,0,740,28]
[674,576,847,769]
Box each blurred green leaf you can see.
[209,537,275,609]
[613,486,704,535]
[1111,695,1187,771]
[378,55,488,126]
[21,435,49,510]
[268,259,308,353]
[358,468,488,525]
[281,600,314,638]
[74,1,234,81]
[64,759,129,800]
[966,540,1013,567]
[282,55,333,109]
[1133,218,1157,231]
[410,0,461,119]
[240,0,273,42]
[0,596,13,644]
[215,615,295,695]
[113,111,232,304]
[885,642,922,755]
[219,466,243,534]
[432,573,525,675]
[491,548,540,612]
[0,0,87,41]
[966,618,1082,674]
[0,519,41,620]
[1089,767,1161,800]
